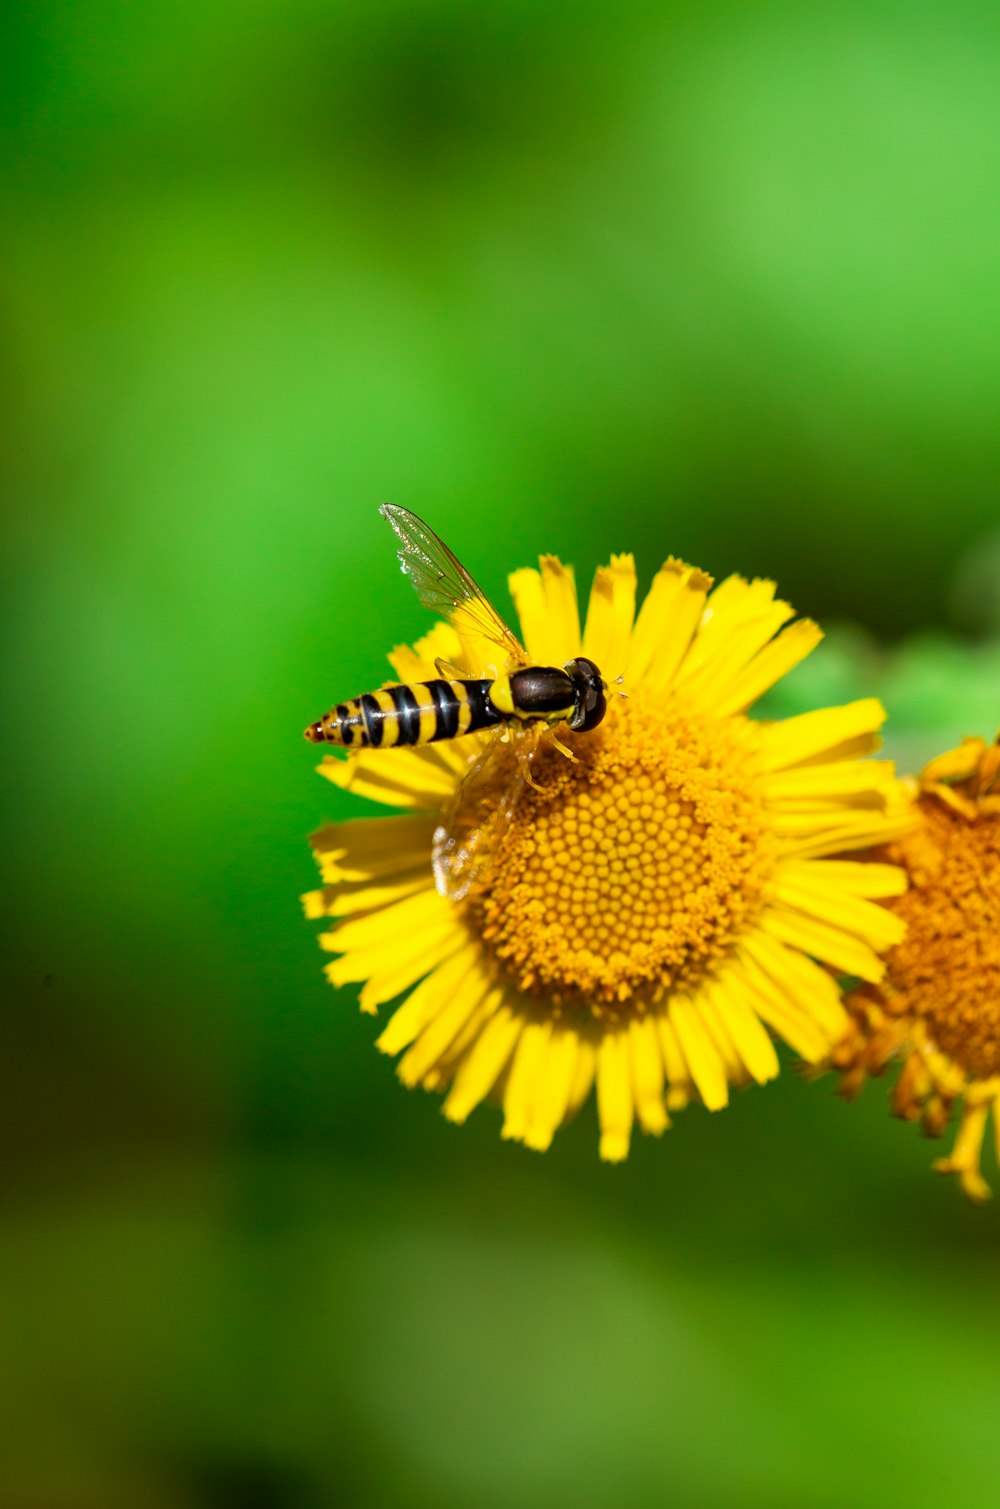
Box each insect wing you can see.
[432,736,527,901]
[381,504,527,671]
[433,655,468,681]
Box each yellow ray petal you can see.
[770,871,907,953]
[565,1031,598,1120]
[676,602,797,709]
[689,985,750,1087]
[740,928,847,1039]
[388,621,465,681]
[669,993,728,1109]
[728,948,832,1062]
[702,970,780,1085]
[319,903,459,974]
[702,572,776,621]
[523,1024,581,1151]
[396,960,496,1087]
[654,1012,694,1105]
[758,699,887,773]
[434,985,506,1076]
[324,914,467,1014]
[323,886,452,954]
[775,859,907,900]
[597,1025,634,1161]
[922,736,988,786]
[762,906,888,983]
[310,814,438,882]
[678,576,778,680]
[374,950,477,1056]
[628,559,713,690]
[507,568,545,658]
[443,1000,523,1124]
[301,888,328,921]
[502,1017,554,1142]
[769,805,890,839]
[509,556,581,665]
[318,748,457,808]
[628,1013,669,1134]
[583,554,637,675]
[776,806,916,860]
[715,620,824,716]
[320,887,467,1012]
[759,759,899,806]
[305,869,430,919]
[933,1101,992,1204]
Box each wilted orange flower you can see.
[831,733,1000,1200]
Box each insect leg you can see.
[515,737,546,793]
[548,729,581,764]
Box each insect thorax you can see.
[490,660,607,732]
[507,666,577,720]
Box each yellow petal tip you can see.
[599,1133,630,1162]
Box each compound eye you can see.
[565,656,604,690]
[576,688,607,732]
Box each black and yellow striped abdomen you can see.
[304,678,504,748]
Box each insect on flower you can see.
[303,517,914,1161]
[305,505,613,899]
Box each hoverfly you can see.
[305,505,610,899]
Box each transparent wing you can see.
[381,503,527,670]
[433,655,467,681]
[432,735,528,901]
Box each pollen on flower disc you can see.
[886,800,1000,1079]
[467,695,773,1010]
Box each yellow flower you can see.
[831,733,1000,1201]
[304,551,912,1159]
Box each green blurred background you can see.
[4,3,1000,1505]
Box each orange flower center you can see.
[886,798,1000,1079]
[466,695,773,1011]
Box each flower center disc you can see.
[891,803,1000,1078]
[467,697,773,1011]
